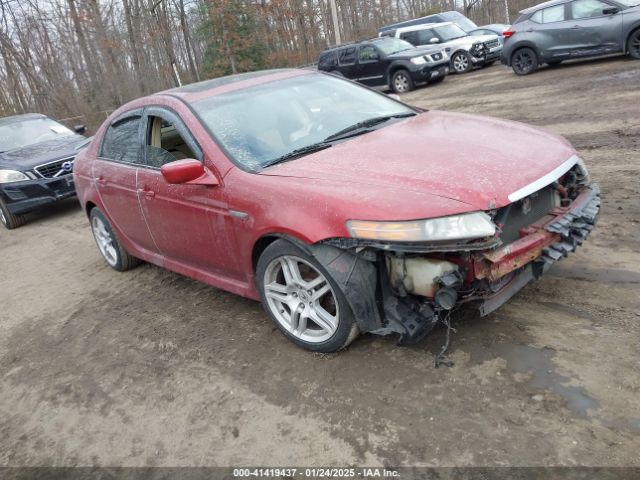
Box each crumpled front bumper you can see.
[476,184,601,316]
[0,175,76,215]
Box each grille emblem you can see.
[61,161,73,173]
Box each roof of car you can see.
[162,69,313,103]
[0,113,47,126]
[395,21,451,33]
[520,0,566,14]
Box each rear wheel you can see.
[628,29,640,59]
[391,70,414,93]
[0,199,26,230]
[451,51,473,73]
[89,208,141,271]
[512,47,539,75]
[256,239,359,352]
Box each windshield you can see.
[376,38,415,55]
[191,73,415,170]
[0,117,74,152]
[434,24,468,41]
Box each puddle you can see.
[496,344,599,418]
[548,264,640,284]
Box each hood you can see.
[446,34,497,47]
[389,46,444,59]
[259,111,576,212]
[0,134,87,171]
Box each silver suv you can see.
[386,22,503,73]
[502,0,640,75]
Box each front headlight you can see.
[410,56,427,65]
[0,169,30,184]
[347,212,496,242]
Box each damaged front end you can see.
[319,160,600,347]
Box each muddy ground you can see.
[1,56,639,468]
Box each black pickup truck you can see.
[0,113,89,229]
[318,37,450,93]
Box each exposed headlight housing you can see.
[575,156,591,184]
[347,212,496,242]
[0,169,29,184]
[410,56,427,65]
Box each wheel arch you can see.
[385,62,411,86]
[625,25,640,54]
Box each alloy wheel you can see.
[393,74,410,93]
[0,208,6,226]
[453,54,469,72]
[92,216,118,267]
[513,51,534,74]
[263,255,339,344]
[630,31,640,58]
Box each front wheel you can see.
[451,51,473,73]
[391,70,414,93]
[627,29,640,59]
[0,199,26,230]
[256,239,359,352]
[89,208,141,271]
[511,48,539,75]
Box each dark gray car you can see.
[501,0,640,74]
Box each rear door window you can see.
[531,4,566,23]
[358,45,379,63]
[99,115,142,163]
[399,31,419,44]
[338,48,356,66]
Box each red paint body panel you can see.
[74,70,580,302]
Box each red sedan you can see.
[74,69,600,352]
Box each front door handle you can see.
[138,188,155,199]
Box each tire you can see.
[511,47,539,75]
[451,51,473,73]
[89,208,141,271]
[627,29,640,59]
[0,198,27,230]
[256,239,359,353]
[391,70,414,93]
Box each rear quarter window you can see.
[338,47,357,66]
[531,4,566,23]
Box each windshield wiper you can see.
[323,113,416,142]
[261,142,332,169]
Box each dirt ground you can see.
[1,56,639,468]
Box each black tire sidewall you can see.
[0,198,25,229]
[256,239,356,353]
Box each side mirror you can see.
[602,6,618,14]
[160,159,218,186]
[429,37,440,44]
[74,124,87,135]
